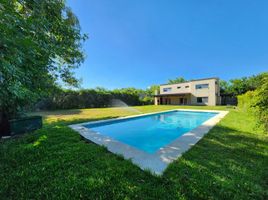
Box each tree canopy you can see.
[146,85,160,96]
[0,0,87,117]
[220,72,268,96]
[168,77,186,84]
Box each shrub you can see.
[237,91,255,112]
[251,76,268,132]
[237,74,268,133]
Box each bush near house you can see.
[251,76,268,132]
[237,74,268,133]
[237,91,255,111]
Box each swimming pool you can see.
[84,111,217,153]
[70,109,228,174]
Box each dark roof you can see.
[160,77,219,86]
[154,93,190,97]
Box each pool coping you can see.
[69,109,229,175]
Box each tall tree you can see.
[229,77,251,95]
[219,80,231,94]
[147,85,160,96]
[168,77,186,84]
[0,0,87,118]
[247,72,268,91]
[228,72,268,96]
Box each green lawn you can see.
[0,105,267,199]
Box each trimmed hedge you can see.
[35,89,153,110]
[251,77,268,132]
[237,91,255,111]
[237,75,268,132]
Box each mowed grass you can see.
[0,105,267,199]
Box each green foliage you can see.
[0,0,87,117]
[138,85,160,104]
[251,75,268,132]
[237,73,268,132]
[229,77,251,95]
[147,85,160,95]
[0,106,267,199]
[219,80,230,94]
[36,87,153,110]
[220,72,268,96]
[112,87,143,106]
[168,77,186,84]
[237,91,255,111]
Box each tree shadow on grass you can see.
[44,116,122,127]
[163,125,268,199]
[30,120,268,199]
[0,115,180,199]
[36,109,83,116]
[1,115,268,199]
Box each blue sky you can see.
[68,0,268,89]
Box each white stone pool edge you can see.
[69,109,229,175]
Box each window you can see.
[197,97,208,103]
[165,98,171,104]
[185,85,189,88]
[177,86,181,89]
[195,84,209,89]
[197,97,202,103]
[163,87,172,92]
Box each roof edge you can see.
[154,93,191,97]
[160,77,220,86]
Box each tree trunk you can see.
[0,112,11,137]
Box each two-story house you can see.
[154,77,221,106]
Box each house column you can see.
[154,97,158,105]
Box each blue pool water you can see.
[84,111,218,153]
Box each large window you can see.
[163,87,172,92]
[197,97,208,103]
[195,84,209,89]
